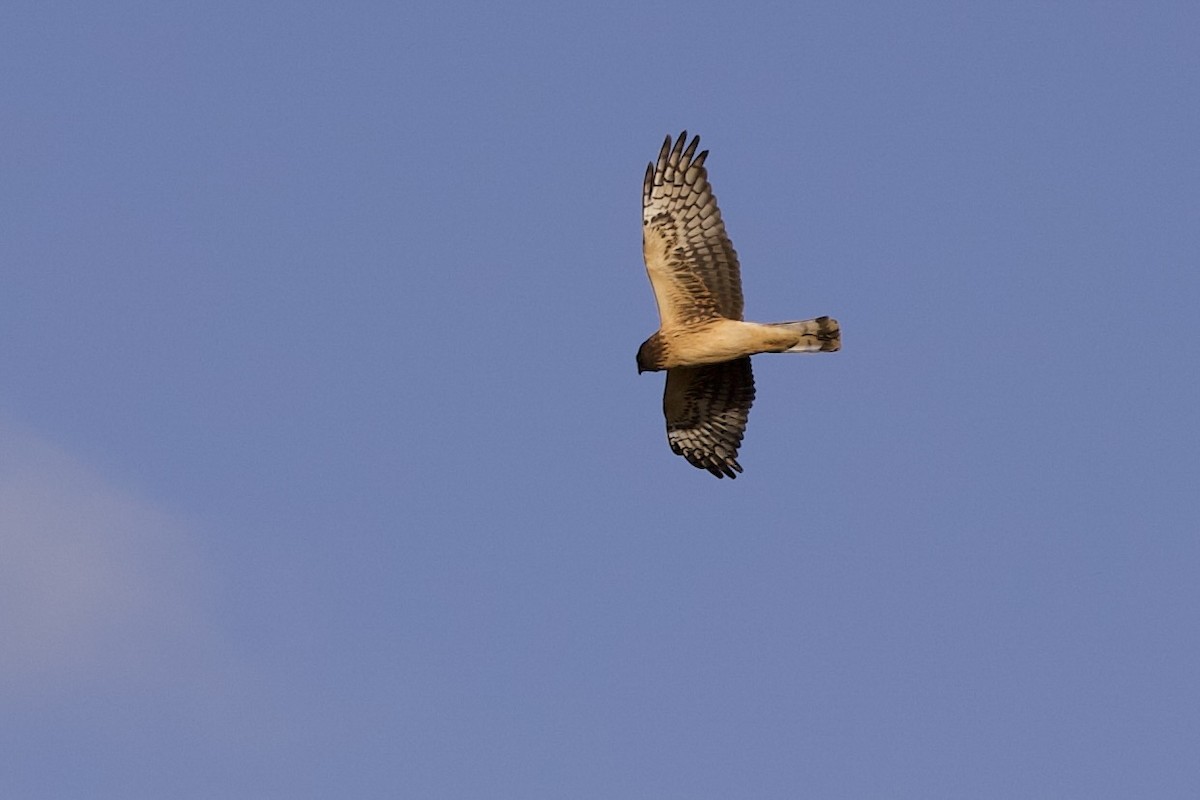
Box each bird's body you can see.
[638,317,839,371]
[638,132,841,478]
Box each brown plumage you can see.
[638,132,841,478]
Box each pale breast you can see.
[661,320,793,368]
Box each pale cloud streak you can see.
[0,418,300,793]
[0,419,224,700]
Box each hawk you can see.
[637,132,841,478]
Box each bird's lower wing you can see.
[663,358,755,479]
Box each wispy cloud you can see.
[0,419,297,793]
[0,420,246,712]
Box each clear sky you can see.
[2,2,1198,797]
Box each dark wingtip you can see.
[700,456,742,479]
[668,131,688,165]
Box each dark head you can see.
[636,334,666,374]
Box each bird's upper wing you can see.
[663,357,755,479]
[642,132,744,327]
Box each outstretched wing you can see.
[642,131,744,327]
[663,357,755,479]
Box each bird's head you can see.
[636,335,665,374]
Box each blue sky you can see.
[2,2,1198,797]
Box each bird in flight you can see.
[638,131,841,478]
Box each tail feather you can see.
[769,316,841,353]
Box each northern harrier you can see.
[638,132,841,478]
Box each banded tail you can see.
[769,316,841,353]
